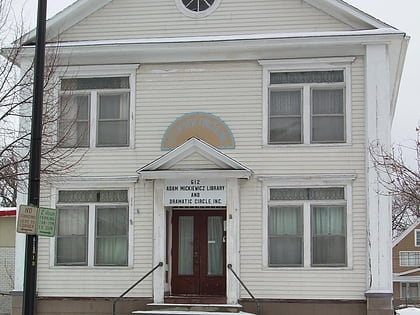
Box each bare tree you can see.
[370,126,420,236]
[0,0,85,206]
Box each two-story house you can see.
[11,0,408,314]
[393,221,420,308]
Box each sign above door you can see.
[164,178,226,206]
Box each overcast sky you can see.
[11,0,420,162]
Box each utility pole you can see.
[22,0,47,314]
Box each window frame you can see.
[174,0,221,18]
[400,251,420,267]
[415,229,420,247]
[50,183,135,268]
[57,65,138,149]
[260,57,354,146]
[261,174,355,269]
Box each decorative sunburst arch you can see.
[161,112,235,150]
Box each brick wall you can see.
[0,247,15,315]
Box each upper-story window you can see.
[175,0,221,18]
[58,77,130,148]
[415,230,420,246]
[400,251,420,267]
[260,58,354,146]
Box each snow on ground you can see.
[396,308,420,315]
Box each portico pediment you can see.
[137,137,252,180]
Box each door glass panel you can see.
[207,216,223,275]
[178,216,194,275]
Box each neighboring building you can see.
[11,0,408,315]
[0,208,16,315]
[393,221,420,308]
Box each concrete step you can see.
[146,303,242,312]
[132,303,255,315]
[132,311,255,315]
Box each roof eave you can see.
[22,0,113,44]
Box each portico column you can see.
[226,178,240,304]
[153,179,165,303]
[365,43,393,315]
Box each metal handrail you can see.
[227,264,261,315]
[112,262,163,315]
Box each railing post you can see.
[227,264,261,315]
[112,262,163,315]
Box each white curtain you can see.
[269,90,302,143]
[178,216,194,275]
[95,207,128,265]
[58,94,90,147]
[269,206,303,266]
[311,88,344,142]
[97,92,129,146]
[207,216,223,275]
[56,207,88,264]
[312,206,346,265]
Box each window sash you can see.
[311,206,346,266]
[268,206,303,266]
[269,89,302,144]
[56,207,88,265]
[311,88,345,143]
[95,206,128,266]
[96,92,130,147]
[58,94,90,148]
[416,230,420,247]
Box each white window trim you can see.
[260,174,355,269]
[259,57,355,146]
[415,229,420,247]
[49,180,135,269]
[174,0,221,19]
[57,64,139,150]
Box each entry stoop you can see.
[132,303,256,315]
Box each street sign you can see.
[16,205,57,237]
[17,205,38,235]
[36,207,57,237]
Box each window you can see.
[415,230,420,247]
[56,190,129,266]
[267,187,347,267]
[58,77,130,148]
[401,283,420,300]
[260,58,353,145]
[268,71,345,144]
[175,0,221,18]
[400,251,420,267]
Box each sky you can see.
[11,0,420,163]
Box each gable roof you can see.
[23,0,394,44]
[393,219,420,248]
[137,137,252,180]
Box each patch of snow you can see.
[396,307,420,315]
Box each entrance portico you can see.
[138,138,252,304]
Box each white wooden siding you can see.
[59,0,355,42]
[37,57,367,299]
[168,152,221,170]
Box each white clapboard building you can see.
[12,0,408,314]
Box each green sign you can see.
[36,207,57,237]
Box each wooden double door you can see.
[171,209,226,296]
